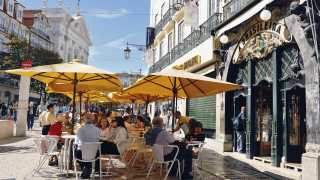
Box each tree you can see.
[0,35,63,94]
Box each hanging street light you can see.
[123,42,146,60]
[124,44,132,60]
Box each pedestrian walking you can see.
[13,101,18,122]
[233,106,246,153]
[27,102,35,130]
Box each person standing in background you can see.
[27,102,35,130]
[40,104,56,135]
[233,106,246,153]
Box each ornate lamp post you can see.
[123,42,146,60]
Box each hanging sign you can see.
[232,21,292,64]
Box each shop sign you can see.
[233,21,292,64]
[173,55,201,70]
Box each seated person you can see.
[172,111,190,135]
[100,117,128,155]
[123,115,134,131]
[74,112,100,179]
[186,118,205,142]
[99,119,110,138]
[145,117,193,179]
[135,116,145,129]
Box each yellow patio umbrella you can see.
[107,92,143,104]
[5,60,122,127]
[121,90,170,114]
[125,69,243,129]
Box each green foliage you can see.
[0,35,63,93]
[0,35,63,70]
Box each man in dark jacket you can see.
[234,106,246,153]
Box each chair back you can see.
[152,144,164,162]
[117,140,129,156]
[80,142,101,161]
[34,136,58,155]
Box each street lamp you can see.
[260,9,272,21]
[123,42,146,60]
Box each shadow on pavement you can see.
[0,137,29,145]
[0,145,34,154]
[199,151,293,180]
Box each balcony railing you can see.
[149,0,260,73]
[223,0,259,21]
[154,0,185,36]
[150,13,222,73]
[155,8,175,36]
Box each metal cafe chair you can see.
[32,136,59,175]
[147,144,181,180]
[100,140,130,176]
[72,142,102,180]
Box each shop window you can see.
[288,95,301,145]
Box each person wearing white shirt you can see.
[74,112,100,179]
[100,116,128,155]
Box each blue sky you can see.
[19,0,150,74]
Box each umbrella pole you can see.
[172,77,177,130]
[145,101,149,115]
[71,73,77,134]
[79,92,83,117]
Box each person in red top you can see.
[48,112,64,148]
[47,112,64,166]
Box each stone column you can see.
[285,14,320,180]
[15,76,30,137]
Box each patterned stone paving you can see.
[0,122,294,180]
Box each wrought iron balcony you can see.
[223,0,259,22]
[149,13,222,73]
[155,9,175,36]
[154,0,185,36]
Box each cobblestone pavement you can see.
[0,122,295,180]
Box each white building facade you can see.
[146,0,220,136]
[23,10,53,51]
[0,0,28,53]
[43,5,91,64]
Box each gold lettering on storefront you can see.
[173,55,201,70]
[233,21,292,64]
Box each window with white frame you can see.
[160,3,165,19]
[7,0,14,17]
[178,20,184,44]
[152,48,156,63]
[168,32,173,52]
[154,14,158,26]
[208,0,220,17]
[0,0,4,10]
[159,40,164,58]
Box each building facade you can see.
[23,10,53,51]
[0,0,39,105]
[43,1,91,64]
[146,0,320,178]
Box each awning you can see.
[216,0,274,37]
